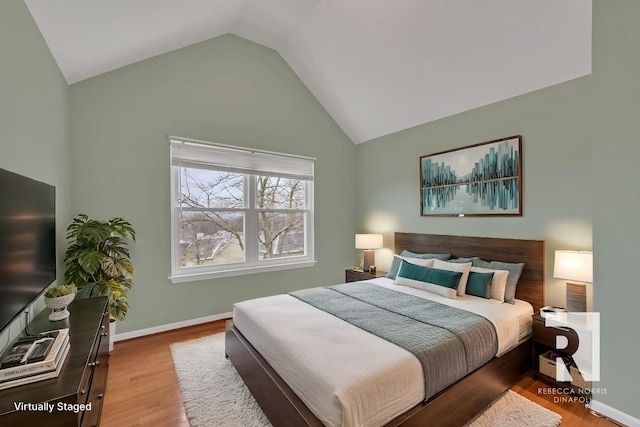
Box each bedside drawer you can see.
[345,269,388,283]
[532,317,579,354]
[346,270,371,282]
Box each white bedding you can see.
[370,277,534,353]
[232,277,533,427]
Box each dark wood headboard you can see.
[395,233,545,312]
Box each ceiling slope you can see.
[25,0,592,144]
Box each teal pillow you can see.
[397,261,461,289]
[385,251,451,279]
[472,259,524,304]
[465,271,494,298]
[385,256,404,279]
[395,261,461,299]
[400,250,451,260]
[472,258,491,269]
[449,257,479,264]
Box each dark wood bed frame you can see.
[226,233,545,427]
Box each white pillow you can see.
[470,266,509,302]
[432,259,472,296]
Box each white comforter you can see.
[232,277,533,427]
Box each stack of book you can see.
[0,328,70,390]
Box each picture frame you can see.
[420,135,522,217]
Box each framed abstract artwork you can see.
[420,135,522,217]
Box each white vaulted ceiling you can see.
[24,0,592,144]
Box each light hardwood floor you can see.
[101,320,618,427]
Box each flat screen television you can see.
[0,167,56,334]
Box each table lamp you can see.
[355,234,383,272]
[553,250,593,312]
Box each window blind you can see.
[170,137,314,181]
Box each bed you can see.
[225,233,544,427]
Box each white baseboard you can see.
[113,312,232,342]
[588,399,640,427]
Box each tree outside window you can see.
[170,138,314,281]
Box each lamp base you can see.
[363,250,375,272]
[566,282,587,312]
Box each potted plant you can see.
[64,214,136,322]
[44,284,78,321]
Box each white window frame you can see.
[169,137,315,283]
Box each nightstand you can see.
[345,269,387,283]
[532,312,591,393]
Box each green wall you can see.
[0,1,69,344]
[69,34,357,333]
[355,75,593,307]
[355,0,638,419]
[590,0,640,418]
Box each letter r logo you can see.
[545,312,600,382]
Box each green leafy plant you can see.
[44,284,77,299]
[64,214,136,320]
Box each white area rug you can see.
[170,334,271,427]
[465,390,562,427]
[171,333,561,427]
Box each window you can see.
[169,137,315,282]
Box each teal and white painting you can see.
[420,136,522,216]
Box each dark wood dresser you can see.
[0,297,110,426]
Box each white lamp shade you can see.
[355,234,383,250]
[553,250,593,283]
